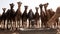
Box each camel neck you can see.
[44,8,47,12]
[40,8,43,13]
[11,8,13,10]
[24,9,27,13]
[18,6,20,9]
[36,9,38,13]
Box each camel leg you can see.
[29,20,30,28]
[4,19,5,29]
[35,20,37,27]
[22,19,23,27]
[20,19,22,28]
[36,20,40,28]
[15,20,17,30]
[12,20,16,31]
[19,20,20,28]
[7,20,9,30]
[14,21,16,28]
[10,20,12,30]
[56,20,59,28]
[19,20,21,28]
[17,21,19,29]
[1,20,5,29]
[41,22,44,28]
[18,20,20,29]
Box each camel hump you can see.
[56,7,60,13]
[56,7,60,17]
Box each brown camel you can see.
[34,7,40,28]
[47,9,55,27]
[47,7,60,28]
[43,3,50,27]
[15,2,22,29]
[44,3,59,28]
[22,6,28,28]
[39,4,46,28]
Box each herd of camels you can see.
[0,2,60,30]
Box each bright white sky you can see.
[0,0,60,14]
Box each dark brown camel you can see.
[28,9,35,28]
[34,7,40,28]
[6,3,15,30]
[39,4,46,28]
[43,3,50,27]
[1,8,6,29]
[22,6,28,28]
[15,2,22,29]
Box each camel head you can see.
[24,6,28,10]
[9,3,14,9]
[2,8,6,12]
[39,4,43,9]
[17,2,22,7]
[44,3,49,8]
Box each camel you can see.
[44,3,59,28]
[39,4,46,28]
[47,7,60,28]
[39,3,49,28]
[49,9,59,28]
[15,2,22,29]
[22,6,28,28]
[34,7,40,28]
[6,3,15,30]
[1,8,6,29]
[28,9,35,28]
[43,3,50,27]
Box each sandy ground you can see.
[0,28,58,34]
